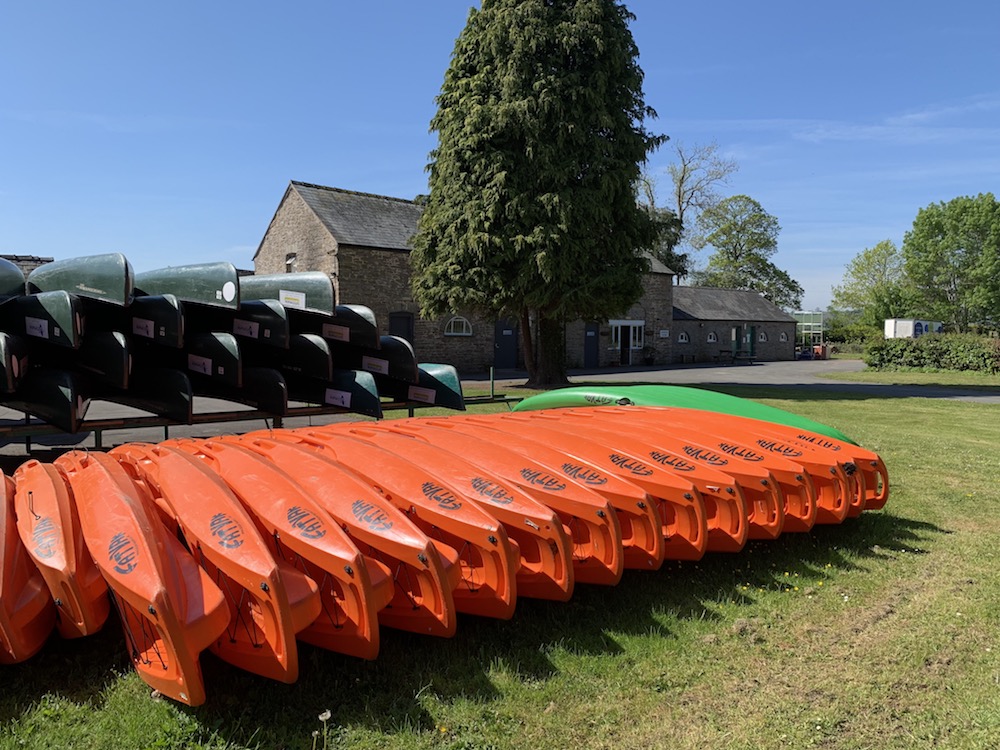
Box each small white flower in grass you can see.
[319,710,331,722]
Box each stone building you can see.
[254,181,679,373]
[670,286,797,363]
[254,181,793,372]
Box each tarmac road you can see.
[480,358,1000,404]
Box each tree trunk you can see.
[525,311,569,387]
[519,308,537,384]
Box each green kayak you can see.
[239,271,335,316]
[512,383,857,445]
[375,363,466,411]
[0,258,26,300]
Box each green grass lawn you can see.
[819,367,1000,391]
[3,391,1000,749]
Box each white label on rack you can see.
[407,386,436,404]
[132,317,155,338]
[322,323,350,342]
[324,388,352,408]
[187,354,212,375]
[222,281,237,303]
[25,317,49,339]
[233,318,259,338]
[362,355,389,375]
[280,289,306,310]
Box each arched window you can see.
[779,331,788,342]
[677,331,690,344]
[707,331,718,343]
[444,316,473,336]
[758,331,768,343]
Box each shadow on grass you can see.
[0,510,945,747]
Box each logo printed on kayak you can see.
[108,532,138,575]
[421,482,462,511]
[583,394,616,405]
[608,453,653,476]
[519,468,567,492]
[286,506,326,540]
[756,439,803,458]
[717,442,765,462]
[648,451,695,472]
[350,500,394,531]
[209,513,244,549]
[31,516,58,559]
[796,434,841,451]
[682,445,728,466]
[469,477,515,505]
[561,463,607,486]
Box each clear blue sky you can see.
[3,1,998,310]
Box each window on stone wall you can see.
[707,331,718,343]
[677,331,690,344]
[779,331,788,342]
[758,331,768,342]
[285,253,297,273]
[444,316,473,336]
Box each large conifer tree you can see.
[411,0,664,385]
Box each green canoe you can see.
[193,366,288,416]
[285,368,382,419]
[331,335,418,383]
[1,367,90,434]
[184,298,290,349]
[0,258,26,300]
[134,262,240,310]
[34,331,131,389]
[27,252,134,306]
[101,367,194,423]
[239,271,335,316]
[0,332,29,393]
[375,363,466,411]
[0,291,85,349]
[133,331,242,388]
[245,333,332,381]
[512,383,857,445]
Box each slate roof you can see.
[672,286,796,322]
[291,181,423,251]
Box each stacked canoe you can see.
[0,253,465,434]
[0,400,888,705]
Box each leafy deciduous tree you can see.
[411,0,664,385]
[902,193,1000,332]
[691,194,803,309]
[830,239,915,330]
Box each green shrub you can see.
[864,334,1000,373]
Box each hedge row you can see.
[864,334,1000,373]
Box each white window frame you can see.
[758,331,769,343]
[609,320,645,350]
[707,331,718,343]
[444,316,473,337]
[779,331,788,342]
[677,331,690,344]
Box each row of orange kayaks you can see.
[0,406,888,705]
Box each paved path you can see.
[473,359,1000,404]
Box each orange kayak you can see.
[486,412,708,561]
[360,418,625,586]
[319,422,575,601]
[0,472,55,664]
[214,434,461,636]
[535,408,800,538]
[13,459,110,639]
[242,428,518,620]
[55,451,230,706]
[583,407,829,530]
[441,414,666,569]
[162,438,388,658]
[111,443,319,684]
[604,406,858,523]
